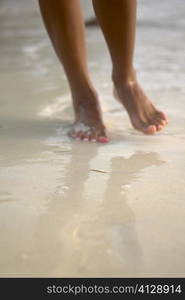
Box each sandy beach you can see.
[0,0,185,277]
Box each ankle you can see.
[71,85,99,105]
[71,87,101,118]
[112,68,137,87]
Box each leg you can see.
[38,0,108,143]
[92,0,168,134]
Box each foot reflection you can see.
[102,152,165,276]
[34,149,165,277]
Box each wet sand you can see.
[0,0,185,277]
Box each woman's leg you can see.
[92,0,168,134]
[38,0,108,142]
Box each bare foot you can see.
[69,98,108,143]
[114,80,168,134]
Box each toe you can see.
[90,138,97,142]
[142,124,156,135]
[83,136,89,142]
[133,118,157,135]
[150,118,164,131]
[144,114,166,132]
[81,130,91,141]
[97,136,109,143]
[156,111,168,124]
[147,112,166,131]
[154,114,166,126]
[154,118,166,131]
[157,124,163,131]
[69,124,108,143]
[88,132,97,142]
[160,118,168,126]
[68,128,84,140]
[75,131,84,140]
[97,128,109,143]
[157,118,166,126]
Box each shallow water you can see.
[0,0,185,277]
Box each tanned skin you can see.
[39,0,168,143]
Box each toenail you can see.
[98,137,109,143]
[158,125,163,131]
[83,138,89,142]
[91,139,96,142]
